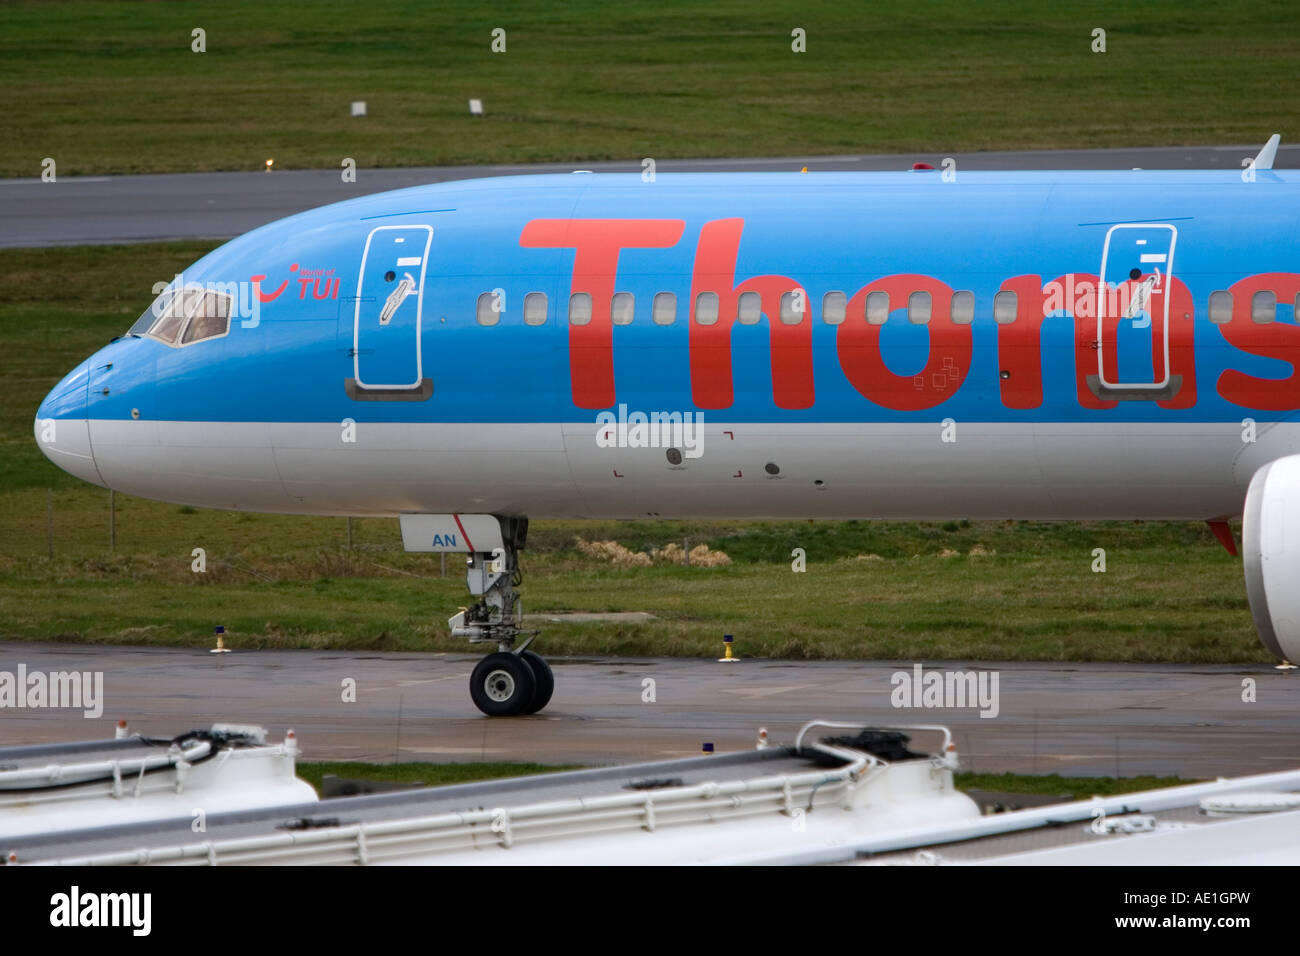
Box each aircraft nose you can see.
[34,359,105,487]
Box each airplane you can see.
[35,135,1300,716]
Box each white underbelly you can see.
[84,418,1294,520]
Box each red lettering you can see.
[688,219,814,409]
[836,275,970,411]
[996,273,1195,410]
[520,218,684,409]
[1153,274,1196,410]
[1217,273,1300,409]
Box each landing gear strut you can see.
[443,517,553,716]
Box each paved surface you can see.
[3,145,1296,248]
[2,642,1296,779]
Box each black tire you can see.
[521,651,554,714]
[470,652,536,717]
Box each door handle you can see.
[379,273,416,325]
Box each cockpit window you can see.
[129,286,232,347]
[129,289,176,336]
[151,288,200,344]
[182,292,232,343]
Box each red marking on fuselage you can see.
[1216,273,1300,410]
[836,274,972,411]
[689,219,815,410]
[250,274,289,303]
[997,274,1196,411]
[520,219,685,409]
[517,217,1300,413]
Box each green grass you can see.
[956,772,1193,797]
[3,0,1299,177]
[294,759,1195,800]
[295,760,580,794]
[0,496,1263,661]
[0,242,1267,663]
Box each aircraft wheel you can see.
[471,652,536,717]
[521,651,554,714]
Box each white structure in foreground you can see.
[7,720,1300,865]
[0,723,315,846]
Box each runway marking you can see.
[401,746,509,755]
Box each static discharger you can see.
[211,625,231,654]
[718,632,740,663]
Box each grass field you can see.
[0,242,1265,662]
[295,760,580,794]
[294,759,1195,798]
[3,0,1299,177]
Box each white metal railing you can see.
[0,738,213,793]
[37,736,893,866]
[794,720,953,756]
[714,765,1300,865]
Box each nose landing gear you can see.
[435,516,552,716]
[469,649,554,716]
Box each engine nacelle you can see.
[1243,455,1300,662]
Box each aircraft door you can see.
[351,225,434,397]
[1093,223,1180,400]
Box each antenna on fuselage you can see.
[1253,133,1281,172]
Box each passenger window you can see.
[951,291,975,324]
[1208,291,1232,324]
[523,292,547,326]
[865,291,889,325]
[738,291,762,325]
[1252,290,1276,324]
[476,291,502,326]
[182,292,231,344]
[822,291,847,325]
[908,291,932,324]
[779,291,804,325]
[993,290,1018,324]
[611,292,634,326]
[695,291,719,325]
[569,292,592,326]
[653,292,677,325]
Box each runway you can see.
[3,642,1295,780]
[3,144,1296,248]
